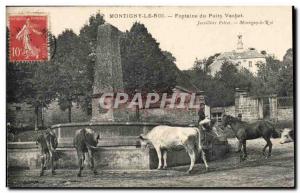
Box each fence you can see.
[277,97,293,109]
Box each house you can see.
[209,35,266,76]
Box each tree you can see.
[192,53,220,74]
[279,48,293,96]
[252,49,293,97]
[185,58,257,107]
[184,58,213,92]
[253,56,282,96]
[54,29,87,122]
[7,28,58,129]
[187,48,294,107]
[162,51,176,63]
[120,22,176,95]
[7,13,106,127]
[78,13,106,114]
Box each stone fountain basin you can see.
[7,122,229,170]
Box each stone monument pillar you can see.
[91,24,124,122]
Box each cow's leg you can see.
[262,140,268,156]
[45,152,49,168]
[200,149,209,171]
[238,139,244,162]
[77,149,85,177]
[49,151,55,175]
[237,141,242,153]
[186,148,196,174]
[262,136,272,158]
[162,150,167,169]
[154,146,162,170]
[39,153,46,176]
[266,138,272,158]
[241,140,247,161]
[88,148,97,175]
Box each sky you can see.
[7,6,293,70]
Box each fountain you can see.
[7,24,229,170]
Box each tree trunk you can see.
[41,104,45,130]
[68,101,72,123]
[135,105,140,121]
[34,106,39,131]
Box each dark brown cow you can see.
[73,128,100,177]
[36,128,58,176]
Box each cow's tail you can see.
[82,128,98,149]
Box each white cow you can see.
[139,125,208,173]
[280,128,294,144]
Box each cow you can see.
[73,128,100,177]
[280,128,294,144]
[36,128,58,176]
[139,125,208,173]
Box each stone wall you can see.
[235,90,293,122]
[277,108,294,121]
[44,100,91,127]
[224,106,235,117]
[139,108,199,124]
[7,103,38,129]
[235,92,260,122]
[7,100,91,129]
[7,134,229,170]
[7,95,206,128]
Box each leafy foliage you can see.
[8,16,184,125]
[7,10,293,126]
[52,30,85,121]
[120,22,177,95]
[6,29,58,128]
[77,13,106,114]
[186,49,293,107]
[278,48,293,96]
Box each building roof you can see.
[217,49,265,60]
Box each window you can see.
[212,112,223,123]
[248,61,253,67]
[16,106,21,111]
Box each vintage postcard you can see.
[6,6,294,188]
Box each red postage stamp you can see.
[9,15,48,62]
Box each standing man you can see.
[198,102,211,130]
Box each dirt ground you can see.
[7,138,295,188]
